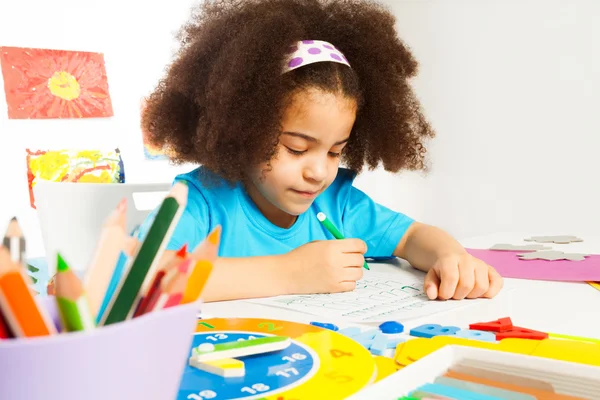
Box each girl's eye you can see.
[328,151,341,158]
[286,147,306,156]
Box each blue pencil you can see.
[95,226,140,324]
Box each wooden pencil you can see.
[55,253,95,332]
[3,217,25,265]
[183,226,221,304]
[0,246,56,337]
[0,309,11,339]
[84,198,127,318]
[95,225,141,325]
[151,258,192,311]
[100,181,188,326]
[133,243,188,317]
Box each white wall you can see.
[0,0,198,256]
[0,0,598,258]
[357,0,600,240]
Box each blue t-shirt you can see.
[138,167,414,258]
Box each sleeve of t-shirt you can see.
[340,175,415,258]
[136,181,208,252]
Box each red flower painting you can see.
[0,46,113,119]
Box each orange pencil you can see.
[183,227,221,304]
[0,246,56,337]
[84,198,127,318]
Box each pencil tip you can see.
[10,216,17,222]
[56,253,69,272]
[207,226,221,245]
[176,244,188,258]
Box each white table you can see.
[202,233,600,337]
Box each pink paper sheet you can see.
[465,249,600,282]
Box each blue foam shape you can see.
[369,332,388,355]
[309,321,339,331]
[351,328,379,341]
[414,383,504,400]
[379,321,404,334]
[455,329,497,342]
[385,336,406,349]
[338,327,362,337]
[410,324,461,338]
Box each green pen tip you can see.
[56,253,69,272]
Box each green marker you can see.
[317,212,370,270]
[191,336,291,362]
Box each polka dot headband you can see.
[282,40,351,73]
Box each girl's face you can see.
[246,88,357,228]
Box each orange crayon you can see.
[0,247,56,337]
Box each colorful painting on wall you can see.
[0,46,113,119]
[26,148,124,209]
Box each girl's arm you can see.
[393,222,503,300]
[201,255,291,302]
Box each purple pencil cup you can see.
[0,296,199,400]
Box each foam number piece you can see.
[189,358,245,378]
[386,336,406,349]
[410,324,461,339]
[455,329,497,342]
[524,235,583,244]
[469,317,513,333]
[379,320,404,334]
[309,321,339,331]
[373,355,400,382]
[517,250,589,261]
[338,327,361,337]
[496,327,548,341]
[369,332,389,356]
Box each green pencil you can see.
[100,181,188,326]
[55,253,95,332]
[317,212,370,270]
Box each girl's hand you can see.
[283,239,367,294]
[423,252,503,300]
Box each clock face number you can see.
[187,390,217,399]
[282,353,307,363]
[330,349,353,358]
[241,383,270,394]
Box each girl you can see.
[139,0,503,302]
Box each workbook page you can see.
[247,269,502,323]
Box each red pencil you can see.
[0,310,11,339]
[151,259,192,312]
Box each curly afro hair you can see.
[142,0,435,184]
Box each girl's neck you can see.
[243,182,298,229]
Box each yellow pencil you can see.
[84,198,127,318]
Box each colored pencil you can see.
[3,217,25,265]
[151,259,192,311]
[55,253,95,332]
[84,198,127,318]
[95,225,142,324]
[588,281,600,291]
[133,243,188,317]
[317,212,370,270]
[0,246,56,337]
[183,227,221,304]
[100,182,188,326]
[0,309,11,339]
